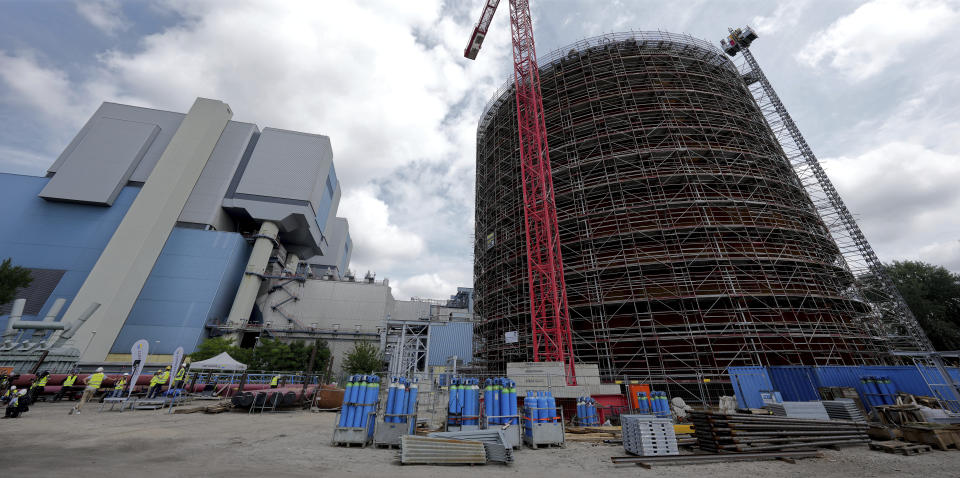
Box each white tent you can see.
[188,352,247,371]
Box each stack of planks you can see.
[690,411,869,452]
[565,426,621,442]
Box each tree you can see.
[342,341,383,374]
[0,258,32,307]
[189,337,252,364]
[190,337,330,372]
[884,260,960,351]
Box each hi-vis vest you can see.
[150,374,161,386]
[33,376,48,387]
[114,378,126,390]
[160,371,170,383]
[270,376,280,386]
[87,372,105,389]
[63,375,77,387]
[176,368,186,381]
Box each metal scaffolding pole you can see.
[720,26,933,354]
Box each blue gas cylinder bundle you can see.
[636,391,650,413]
[337,375,380,430]
[582,397,598,425]
[485,377,516,425]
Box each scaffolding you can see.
[721,26,933,354]
[474,32,887,386]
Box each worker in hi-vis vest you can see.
[147,370,163,398]
[71,367,105,415]
[29,371,49,402]
[173,365,187,389]
[53,371,79,401]
[270,375,281,388]
[111,373,128,398]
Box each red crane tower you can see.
[464,0,576,384]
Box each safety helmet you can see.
[19,389,27,395]
[9,386,15,390]
[123,372,129,376]
[165,366,171,370]
[96,367,104,372]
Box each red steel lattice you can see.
[465,0,576,384]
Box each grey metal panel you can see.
[48,103,185,182]
[428,322,474,365]
[235,128,333,204]
[179,121,258,230]
[40,117,159,205]
[307,217,349,268]
[225,127,338,256]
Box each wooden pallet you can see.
[902,424,960,451]
[869,440,932,456]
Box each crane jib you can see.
[464,0,577,385]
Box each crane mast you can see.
[465,0,576,384]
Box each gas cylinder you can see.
[339,375,355,427]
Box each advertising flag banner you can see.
[169,346,184,388]
[128,339,149,398]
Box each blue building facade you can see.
[0,100,351,361]
[0,173,250,354]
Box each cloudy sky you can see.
[0,0,958,300]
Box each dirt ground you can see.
[2,400,959,477]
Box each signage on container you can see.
[505,331,518,344]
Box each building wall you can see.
[0,173,138,328]
[257,279,392,371]
[0,173,251,355]
[111,228,250,354]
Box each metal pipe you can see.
[226,221,279,327]
[2,298,26,338]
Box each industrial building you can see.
[0,98,353,367]
[474,32,890,386]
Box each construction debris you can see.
[398,435,487,465]
[901,423,960,450]
[869,440,933,455]
[611,450,822,468]
[690,412,869,452]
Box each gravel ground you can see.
[2,400,959,477]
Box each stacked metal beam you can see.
[690,412,869,452]
[399,436,487,465]
[621,414,679,456]
[764,401,830,420]
[427,429,513,464]
[822,400,866,422]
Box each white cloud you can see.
[337,186,425,272]
[0,51,89,123]
[824,142,960,271]
[391,273,455,300]
[797,0,960,81]
[0,0,508,299]
[75,0,130,35]
[751,0,810,34]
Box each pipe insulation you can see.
[226,221,279,325]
